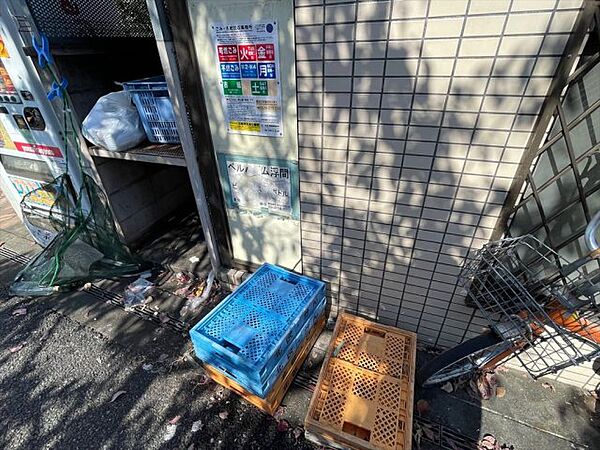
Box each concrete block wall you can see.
[294,0,585,350]
[93,158,193,244]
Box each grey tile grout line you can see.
[319,0,325,296]
[293,0,307,279]
[371,0,433,329]
[336,0,360,317]
[393,1,475,337]
[300,137,532,153]
[352,0,395,319]
[303,164,600,244]
[295,4,581,24]
[297,121,545,138]
[296,53,570,61]
[442,0,564,345]
[296,2,592,342]
[451,2,528,344]
[297,74,564,80]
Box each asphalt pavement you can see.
[1,189,599,450]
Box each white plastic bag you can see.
[123,277,154,308]
[82,91,146,151]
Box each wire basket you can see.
[459,235,600,378]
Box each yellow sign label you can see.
[0,119,15,149]
[9,176,57,207]
[230,121,261,132]
[0,38,9,58]
[0,37,10,58]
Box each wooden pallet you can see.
[305,313,417,450]
[203,313,326,415]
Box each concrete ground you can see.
[1,191,599,449]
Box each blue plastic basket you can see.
[205,297,326,397]
[121,76,179,144]
[189,263,326,397]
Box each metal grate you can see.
[25,0,153,39]
[0,242,190,333]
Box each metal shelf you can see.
[88,142,186,167]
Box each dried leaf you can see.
[440,382,454,393]
[168,415,181,425]
[416,399,430,416]
[218,411,229,420]
[191,420,202,433]
[541,382,555,392]
[276,419,290,432]
[496,387,506,398]
[293,427,303,440]
[175,286,190,296]
[273,406,286,421]
[495,365,509,373]
[12,308,27,316]
[475,372,497,400]
[175,272,191,285]
[478,434,499,450]
[109,390,126,403]
[468,379,481,400]
[198,374,210,385]
[9,342,25,353]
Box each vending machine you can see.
[0,0,80,246]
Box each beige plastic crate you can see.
[305,313,416,450]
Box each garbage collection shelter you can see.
[148,0,600,390]
[1,0,599,390]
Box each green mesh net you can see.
[10,37,148,296]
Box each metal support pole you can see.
[146,0,222,272]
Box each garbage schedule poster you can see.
[211,21,283,138]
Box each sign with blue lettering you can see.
[240,62,258,79]
[212,21,283,137]
[220,63,241,79]
[257,63,276,79]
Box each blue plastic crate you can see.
[203,296,326,397]
[189,263,326,397]
[121,76,180,144]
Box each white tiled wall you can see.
[295,0,585,348]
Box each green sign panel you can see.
[251,80,268,96]
[223,79,242,96]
